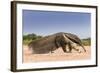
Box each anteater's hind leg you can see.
[51,51,54,53]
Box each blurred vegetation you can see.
[23,33,42,45]
[81,38,91,46]
[23,33,91,46]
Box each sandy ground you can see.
[23,45,91,63]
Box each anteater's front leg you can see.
[62,45,67,53]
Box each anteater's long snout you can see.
[81,44,86,52]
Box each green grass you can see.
[23,40,32,45]
[81,38,91,46]
[23,38,42,45]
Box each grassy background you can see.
[23,33,42,45]
[81,38,91,46]
[23,33,91,46]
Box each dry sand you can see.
[23,45,91,63]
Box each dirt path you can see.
[23,45,91,63]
